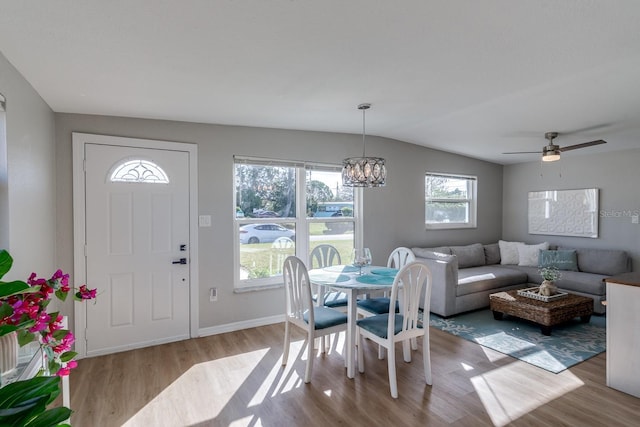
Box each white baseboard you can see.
[198,314,285,337]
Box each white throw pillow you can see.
[498,240,524,265]
[517,242,550,267]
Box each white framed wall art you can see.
[528,188,599,238]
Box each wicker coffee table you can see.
[489,289,594,336]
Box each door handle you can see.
[172,258,187,265]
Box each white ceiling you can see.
[1,1,639,165]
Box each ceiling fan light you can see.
[542,151,561,162]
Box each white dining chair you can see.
[282,256,348,383]
[356,261,433,398]
[269,236,295,274]
[357,247,416,357]
[310,244,348,311]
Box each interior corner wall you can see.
[0,51,57,280]
[502,148,640,270]
[54,113,503,331]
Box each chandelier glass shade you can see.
[342,103,386,187]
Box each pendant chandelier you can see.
[342,103,386,187]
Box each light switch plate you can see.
[199,215,212,227]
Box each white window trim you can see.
[425,172,477,230]
[233,157,360,291]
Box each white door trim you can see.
[72,132,199,358]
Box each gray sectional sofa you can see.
[412,242,631,317]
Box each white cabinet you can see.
[605,274,640,398]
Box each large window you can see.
[425,172,477,229]
[234,157,358,290]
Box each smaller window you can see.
[425,172,477,229]
[110,159,169,184]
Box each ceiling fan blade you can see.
[502,151,540,154]
[559,140,607,152]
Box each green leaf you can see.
[51,329,68,340]
[0,280,33,298]
[24,407,73,427]
[48,359,60,375]
[0,249,13,279]
[17,330,36,347]
[0,377,60,408]
[54,289,68,302]
[1,318,36,338]
[59,351,77,363]
[0,324,19,336]
[0,302,13,318]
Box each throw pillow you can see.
[484,243,501,265]
[498,240,524,265]
[450,243,485,268]
[517,242,550,267]
[539,249,578,271]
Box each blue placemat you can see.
[324,265,360,273]
[370,267,399,276]
[310,272,351,283]
[356,275,394,285]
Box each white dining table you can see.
[308,264,398,378]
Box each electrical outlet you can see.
[209,287,218,302]
[199,215,212,227]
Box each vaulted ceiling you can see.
[1,1,639,164]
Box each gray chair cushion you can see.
[304,306,348,330]
[357,298,399,314]
[450,243,485,268]
[323,291,348,308]
[357,314,420,338]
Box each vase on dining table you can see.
[352,248,372,275]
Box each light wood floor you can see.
[69,324,640,426]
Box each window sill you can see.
[234,283,284,293]
[425,223,477,230]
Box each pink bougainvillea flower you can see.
[29,311,51,333]
[52,331,75,353]
[77,284,98,300]
[56,366,71,377]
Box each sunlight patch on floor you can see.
[479,343,511,363]
[122,348,269,426]
[471,363,584,427]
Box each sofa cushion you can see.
[539,249,578,271]
[517,242,549,267]
[411,246,451,258]
[554,271,608,296]
[499,240,524,265]
[484,243,501,265]
[560,247,630,275]
[450,243,485,268]
[456,266,528,296]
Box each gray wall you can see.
[0,51,57,280]
[55,113,503,330]
[503,148,640,270]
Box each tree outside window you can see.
[425,173,477,229]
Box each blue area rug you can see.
[426,309,606,373]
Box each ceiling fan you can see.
[503,132,607,162]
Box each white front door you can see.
[79,140,193,356]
